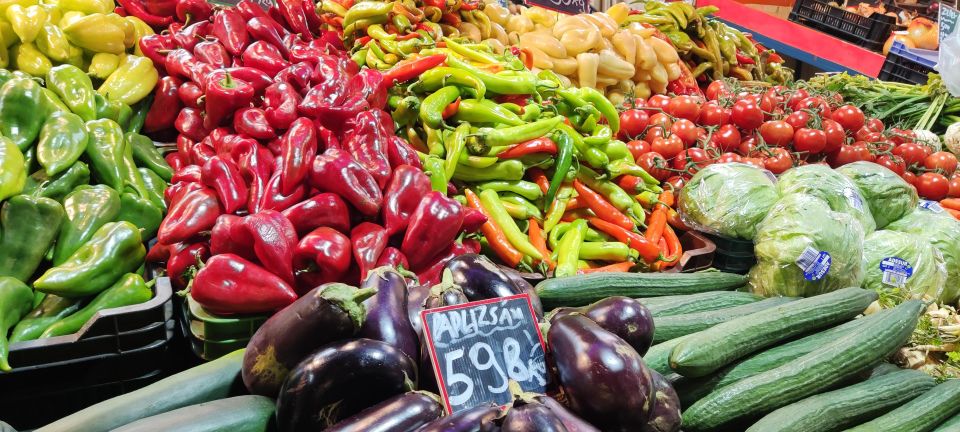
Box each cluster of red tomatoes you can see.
[617,81,960,200]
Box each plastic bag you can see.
[777,164,876,234]
[887,205,960,305]
[677,163,779,240]
[939,12,960,97]
[862,230,947,303]
[836,161,918,229]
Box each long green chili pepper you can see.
[555,219,586,277]
[473,116,563,150]
[380,38,421,56]
[477,180,543,201]
[423,156,447,193]
[444,123,470,182]
[444,54,538,95]
[443,38,500,64]
[392,96,421,127]
[543,187,571,235]
[579,114,599,136]
[352,48,368,67]
[458,154,499,168]
[500,103,522,115]
[521,104,541,122]
[603,139,633,162]
[580,242,638,262]
[412,67,487,99]
[546,129,575,208]
[577,165,646,226]
[420,85,460,129]
[500,199,534,220]
[584,125,613,147]
[392,13,411,32]
[500,193,542,221]
[366,24,396,40]
[453,160,525,181]
[549,222,610,249]
[607,159,660,186]
[478,189,543,260]
[557,123,608,167]
[579,87,620,135]
[555,88,601,123]
[425,126,445,157]
[367,39,388,60]
[452,99,523,126]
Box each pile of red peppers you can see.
[141,0,481,315]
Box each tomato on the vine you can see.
[672,148,712,173]
[763,147,794,174]
[949,175,960,198]
[618,109,649,140]
[738,135,760,156]
[854,128,882,143]
[648,112,673,129]
[916,172,950,200]
[646,95,671,112]
[831,105,865,131]
[829,144,865,167]
[793,128,827,154]
[893,143,928,166]
[902,171,917,186]
[731,100,764,130]
[864,117,884,133]
[665,175,687,190]
[638,152,671,181]
[671,119,703,147]
[710,124,742,152]
[784,111,811,129]
[698,102,730,127]
[876,155,906,176]
[796,97,832,118]
[644,126,667,141]
[787,88,810,110]
[887,128,914,145]
[759,121,794,147]
[716,152,743,164]
[923,151,959,175]
[651,135,684,159]
[705,80,731,101]
[821,119,846,154]
[667,96,701,122]
[851,142,875,162]
[626,139,651,161]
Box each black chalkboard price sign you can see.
[421,294,549,414]
[940,3,959,44]
[525,0,590,15]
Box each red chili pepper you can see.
[223,67,274,94]
[241,41,290,76]
[143,76,182,133]
[157,187,221,245]
[574,180,635,231]
[383,165,431,236]
[115,0,172,27]
[617,175,642,194]
[263,82,301,131]
[442,97,461,119]
[237,0,288,35]
[173,21,210,52]
[171,164,201,185]
[309,148,382,216]
[233,107,277,140]
[201,155,248,214]
[256,172,307,213]
[175,0,212,22]
[210,8,248,56]
[460,0,479,10]
[735,51,756,65]
[177,81,202,109]
[143,0,175,16]
[279,118,317,194]
[304,95,370,136]
[175,135,194,163]
[167,243,209,289]
[288,43,324,66]
[293,227,351,295]
[376,247,409,270]
[386,135,421,169]
[210,214,255,261]
[193,39,231,68]
[351,222,388,281]
[402,191,465,271]
[275,62,313,92]
[382,54,447,86]
[422,0,443,8]
[203,71,255,129]
[241,210,298,284]
[342,109,393,189]
[588,217,660,263]
[146,242,176,264]
[247,17,290,59]
[277,0,312,39]
[281,193,350,236]
[441,12,461,26]
[138,33,175,66]
[192,254,298,314]
[497,137,558,158]
[175,107,210,142]
[767,52,784,63]
[346,68,387,109]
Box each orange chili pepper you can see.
[588,217,660,262]
[940,198,960,211]
[528,218,555,270]
[528,168,550,193]
[561,208,593,223]
[667,208,689,231]
[618,175,642,194]
[579,261,634,274]
[465,189,523,267]
[661,225,682,268]
[573,179,635,231]
[658,189,675,208]
[645,207,667,244]
[442,97,461,119]
[946,208,960,220]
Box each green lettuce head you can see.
[862,230,947,303]
[886,206,960,305]
[678,163,780,240]
[749,193,865,297]
[836,161,918,229]
[777,164,876,234]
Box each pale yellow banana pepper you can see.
[0,20,17,48]
[35,23,71,62]
[98,55,157,105]
[87,51,118,79]
[62,12,125,54]
[12,42,51,76]
[6,4,46,44]
[104,13,135,49]
[58,0,111,14]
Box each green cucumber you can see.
[641,291,762,317]
[670,288,877,377]
[37,349,245,432]
[644,334,696,376]
[652,296,796,344]
[674,309,893,406]
[110,395,275,432]
[681,299,923,432]
[535,271,748,308]
[933,412,960,432]
[846,379,960,432]
[746,368,935,432]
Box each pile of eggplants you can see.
[242,254,680,432]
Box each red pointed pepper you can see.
[165,181,203,208]
[309,148,382,216]
[247,17,290,59]
[157,186,221,245]
[308,95,369,137]
[382,54,446,86]
[274,62,312,92]
[293,227,351,295]
[415,240,481,286]
[192,254,298,314]
[402,192,465,270]
[237,0,288,34]
[263,82,300,130]
[347,68,387,109]
[143,76,182,133]
[190,138,215,165]
[167,243,209,289]
[351,222,388,281]
[166,153,187,174]
[116,0,173,28]
[301,0,324,33]
[210,8,248,56]
[138,33,175,66]
[461,207,488,233]
[175,0,212,22]
[376,247,409,270]
[173,21,210,52]
[193,39,231,68]
[342,109,392,189]
[175,108,210,142]
[241,210,297,284]
[288,44,324,66]
[177,81,203,109]
[386,135,421,169]
[165,49,210,83]
[281,193,350,235]
[144,0,175,16]
[257,172,307,213]
[210,214,255,261]
[279,117,317,195]
[224,67,274,94]
[201,155,248,214]
[203,71,255,129]
[241,41,290,77]
[233,107,277,140]
[277,0,312,39]
[383,165,431,236]
[171,164,202,184]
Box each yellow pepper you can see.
[98,55,157,105]
[126,16,153,56]
[6,4,46,44]
[34,22,69,62]
[62,13,124,54]
[87,51,118,79]
[58,9,81,27]
[0,0,37,16]
[0,19,17,48]
[38,2,58,23]
[57,0,110,14]
[0,43,8,68]
[65,42,81,67]
[12,42,51,76]
[104,13,135,49]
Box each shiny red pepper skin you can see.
[210,8,248,56]
[351,222,388,281]
[306,94,368,136]
[175,108,210,142]
[157,186,221,245]
[382,54,447,86]
[277,0,312,39]
[165,178,203,204]
[201,155,248,214]
[210,214,255,261]
[166,153,187,173]
[376,247,409,270]
[164,49,208,82]
[415,240,481,286]
[263,82,300,130]
[177,81,203,109]
[247,17,290,59]
[257,172,307,213]
[138,33,175,66]
[171,164,202,184]
[231,139,273,212]
[173,21,210,52]
[241,41,290,77]
[279,117,316,194]
[281,193,350,235]
[193,39,231,68]
[237,0,288,34]
[175,0,212,22]
[386,135,421,169]
[300,0,324,33]
[309,148,382,216]
[190,138,215,165]
[241,210,297,284]
[383,165,431,236]
[146,241,179,264]
[342,109,392,189]
[143,0,175,16]
[288,44,324,66]
[115,0,173,28]
[167,243,209,289]
[223,67,274,95]
[233,107,277,140]
[143,76,182,133]
[192,254,298,315]
[203,72,255,129]
[461,207,487,233]
[293,227,351,295]
[347,68,387,109]
[317,125,339,150]
[274,62,312,92]
[402,192,465,270]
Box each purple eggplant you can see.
[548,297,654,356]
[501,403,568,432]
[418,403,502,432]
[445,254,523,301]
[276,338,418,431]
[358,267,420,364]
[548,314,655,431]
[242,284,374,398]
[642,370,681,432]
[326,391,444,432]
[538,396,600,432]
[500,266,543,318]
[407,283,429,335]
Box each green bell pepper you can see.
[0,277,33,371]
[94,93,132,128]
[53,185,120,265]
[121,135,152,202]
[0,195,64,282]
[84,118,126,192]
[9,294,79,342]
[0,136,25,201]
[117,192,162,239]
[34,221,146,298]
[40,273,152,338]
[22,161,90,202]
[0,77,47,151]
[46,64,96,122]
[138,167,167,211]
[127,132,172,182]
[37,111,87,176]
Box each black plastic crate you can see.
[878,41,937,84]
[704,233,756,275]
[789,0,899,51]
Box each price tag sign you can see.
[525,0,590,15]
[421,294,549,414]
[940,3,960,44]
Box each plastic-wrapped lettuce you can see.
[749,193,865,298]
[678,163,779,240]
[862,230,947,302]
[836,161,918,229]
[777,164,876,233]
[886,206,960,305]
